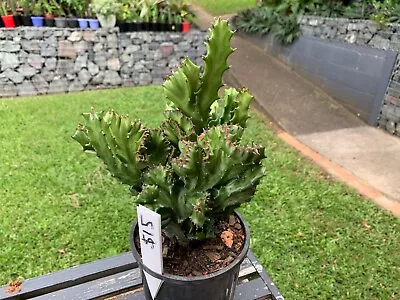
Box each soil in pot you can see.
[134,214,245,276]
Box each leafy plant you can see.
[41,0,59,16]
[0,2,7,16]
[72,19,267,245]
[19,0,31,15]
[31,1,43,16]
[151,3,158,23]
[272,12,300,44]
[91,0,121,17]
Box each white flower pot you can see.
[97,14,116,28]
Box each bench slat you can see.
[31,255,264,300]
[247,251,284,300]
[0,253,136,300]
[32,269,142,300]
[2,250,277,300]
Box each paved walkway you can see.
[191,5,400,216]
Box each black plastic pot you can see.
[160,23,168,32]
[130,211,250,300]
[175,23,182,32]
[14,15,23,27]
[66,18,79,28]
[21,15,32,26]
[55,17,67,28]
[117,21,129,33]
[142,22,150,31]
[129,22,140,32]
[44,17,55,27]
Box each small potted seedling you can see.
[92,0,120,28]
[20,0,32,26]
[0,2,15,28]
[72,19,266,300]
[116,2,130,32]
[159,11,167,31]
[174,13,182,32]
[42,0,57,27]
[150,4,160,31]
[9,0,22,27]
[129,10,141,32]
[167,7,175,31]
[87,4,100,29]
[76,0,89,29]
[31,1,44,27]
[54,5,67,28]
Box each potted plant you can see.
[174,13,182,31]
[20,0,33,26]
[170,0,193,32]
[72,19,266,300]
[139,0,153,31]
[150,4,160,31]
[0,2,15,28]
[9,0,22,27]
[31,1,44,27]
[116,1,130,32]
[87,3,100,29]
[75,0,89,29]
[54,5,67,28]
[91,0,120,28]
[129,10,141,32]
[167,7,175,31]
[42,0,57,27]
[159,10,167,31]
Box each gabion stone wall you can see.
[299,16,400,136]
[0,27,206,98]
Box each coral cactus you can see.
[72,19,267,245]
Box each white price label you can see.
[137,205,164,299]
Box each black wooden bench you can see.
[0,250,284,300]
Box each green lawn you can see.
[190,0,257,15]
[0,87,399,299]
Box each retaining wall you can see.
[240,16,400,136]
[0,27,206,97]
[299,16,400,136]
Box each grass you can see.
[189,0,257,15]
[0,87,399,299]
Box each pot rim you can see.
[130,210,250,283]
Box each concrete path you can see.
[191,5,400,216]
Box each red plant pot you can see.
[1,15,15,28]
[182,21,190,33]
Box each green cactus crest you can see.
[72,19,267,245]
